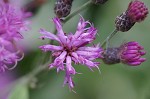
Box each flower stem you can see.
[63,0,92,23]
[26,61,51,81]
[101,29,118,48]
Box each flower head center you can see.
[63,46,78,56]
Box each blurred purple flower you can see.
[0,41,23,72]
[0,1,30,72]
[39,16,103,90]
[0,1,30,41]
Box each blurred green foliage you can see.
[11,0,150,99]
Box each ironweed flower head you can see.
[127,0,148,22]
[0,1,29,41]
[39,16,103,90]
[119,41,146,66]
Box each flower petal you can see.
[63,72,75,90]
[53,51,67,66]
[53,18,67,44]
[74,16,89,38]
[76,50,101,59]
[72,39,92,47]
[39,44,63,52]
[40,29,60,42]
[79,26,97,40]
[66,56,76,75]
[53,18,64,36]
[78,46,102,52]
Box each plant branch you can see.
[101,29,118,48]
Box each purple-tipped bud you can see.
[92,0,108,4]
[127,0,148,22]
[102,48,120,64]
[119,41,146,66]
[54,0,73,18]
[115,12,135,32]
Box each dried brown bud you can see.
[54,0,73,18]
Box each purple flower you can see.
[119,41,146,66]
[0,1,30,72]
[39,16,103,90]
[0,1,29,41]
[0,39,23,72]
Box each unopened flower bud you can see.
[115,0,148,32]
[92,0,108,4]
[102,41,146,66]
[119,41,146,66]
[54,0,73,18]
[115,12,135,32]
[127,0,148,22]
[102,48,120,64]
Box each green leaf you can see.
[8,82,29,99]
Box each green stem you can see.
[26,61,51,81]
[101,29,118,48]
[63,0,92,23]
